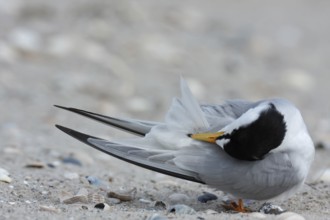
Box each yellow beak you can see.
[189,131,225,143]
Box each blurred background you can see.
[0,0,330,180]
[0,1,330,218]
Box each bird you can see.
[55,78,315,212]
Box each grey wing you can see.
[55,125,204,184]
[54,100,258,136]
[200,100,259,131]
[173,146,302,200]
[54,105,159,136]
[237,152,303,200]
[172,144,250,187]
[55,125,299,200]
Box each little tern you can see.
[55,78,314,212]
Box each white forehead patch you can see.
[216,139,230,149]
[222,103,271,134]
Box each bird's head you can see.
[190,102,289,161]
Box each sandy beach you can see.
[0,1,329,219]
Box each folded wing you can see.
[55,125,204,184]
[54,105,158,136]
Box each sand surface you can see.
[0,0,330,219]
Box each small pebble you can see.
[0,168,12,183]
[168,204,196,215]
[94,203,110,211]
[25,162,45,169]
[153,201,167,210]
[168,193,189,205]
[259,203,285,215]
[197,192,218,203]
[85,176,109,190]
[107,188,136,202]
[275,212,305,220]
[47,163,56,168]
[86,176,101,185]
[315,142,326,149]
[61,157,82,166]
[47,161,61,168]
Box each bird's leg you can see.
[222,198,251,213]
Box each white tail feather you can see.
[164,78,209,133]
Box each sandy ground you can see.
[0,0,330,219]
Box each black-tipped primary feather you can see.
[54,105,158,136]
[55,124,205,184]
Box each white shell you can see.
[0,168,12,183]
[60,188,88,204]
[0,174,12,183]
[88,193,105,203]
